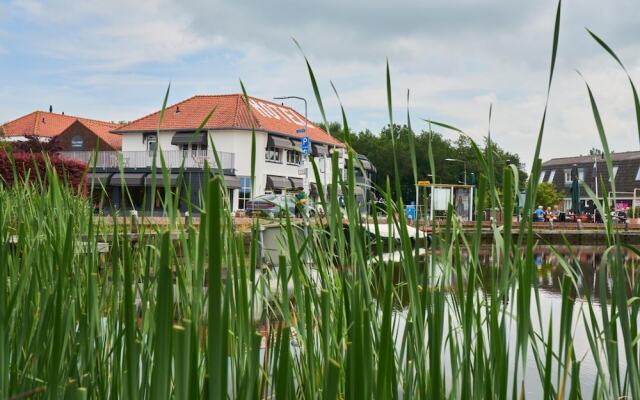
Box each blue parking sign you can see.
[301,136,310,155]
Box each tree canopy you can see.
[535,182,564,209]
[325,122,528,201]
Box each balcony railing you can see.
[58,150,235,171]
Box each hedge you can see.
[0,151,88,193]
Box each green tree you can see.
[326,122,528,201]
[535,182,564,209]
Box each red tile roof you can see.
[2,111,123,149]
[114,94,344,147]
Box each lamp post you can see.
[445,158,467,185]
[274,96,309,194]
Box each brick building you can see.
[1,110,122,151]
[540,151,640,210]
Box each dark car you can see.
[244,194,290,217]
[244,194,318,218]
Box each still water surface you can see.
[390,245,640,397]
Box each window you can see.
[547,170,556,183]
[265,147,281,163]
[564,169,572,184]
[71,135,83,149]
[635,166,640,181]
[287,150,301,165]
[147,134,158,154]
[238,177,251,210]
[539,171,546,183]
[564,168,584,184]
[612,166,619,179]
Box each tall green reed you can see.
[1,1,640,397]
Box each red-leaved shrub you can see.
[0,151,88,193]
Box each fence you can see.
[59,149,235,170]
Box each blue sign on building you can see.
[301,136,310,155]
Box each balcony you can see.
[58,149,235,171]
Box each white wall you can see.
[121,131,179,152]
[120,128,346,208]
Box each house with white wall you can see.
[66,94,368,213]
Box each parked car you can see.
[245,194,291,217]
[244,194,319,218]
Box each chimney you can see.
[49,105,52,113]
[176,106,180,113]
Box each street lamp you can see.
[445,158,467,185]
[274,96,309,194]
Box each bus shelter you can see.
[424,183,475,221]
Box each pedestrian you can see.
[552,205,560,221]
[534,205,545,222]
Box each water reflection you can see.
[380,245,638,396]
[475,246,640,303]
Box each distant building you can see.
[541,151,640,211]
[1,110,122,151]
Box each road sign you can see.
[301,136,310,155]
[296,128,306,133]
[417,180,431,187]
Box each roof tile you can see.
[114,94,344,147]
[2,111,122,149]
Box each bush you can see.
[536,182,564,209]
[0,151,88,193]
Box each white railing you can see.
[58,150,235,170]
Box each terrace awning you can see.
[290,139,302,152]
[266,175,290,190]
[224,175,241,189]
[109,172,146,187]
[359,159,373,171]
[144,173,182,187]
[312,143,329,157]
[90,172,112,186]
[267,135,295,150]
[171,132,207,145]
[289,177,303,189]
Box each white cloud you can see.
[12,0,209,69]
[4,0,640,164]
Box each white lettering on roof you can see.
[249,98,306,127]
[265,104,283,120]
[279,108,306,125]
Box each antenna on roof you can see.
[49,105,53,113]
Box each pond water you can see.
[513,246,638,396]
[256,245,638,397]
[408,245,640,397]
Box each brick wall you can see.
[57,120,117,151]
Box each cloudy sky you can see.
[1,0,639,165]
